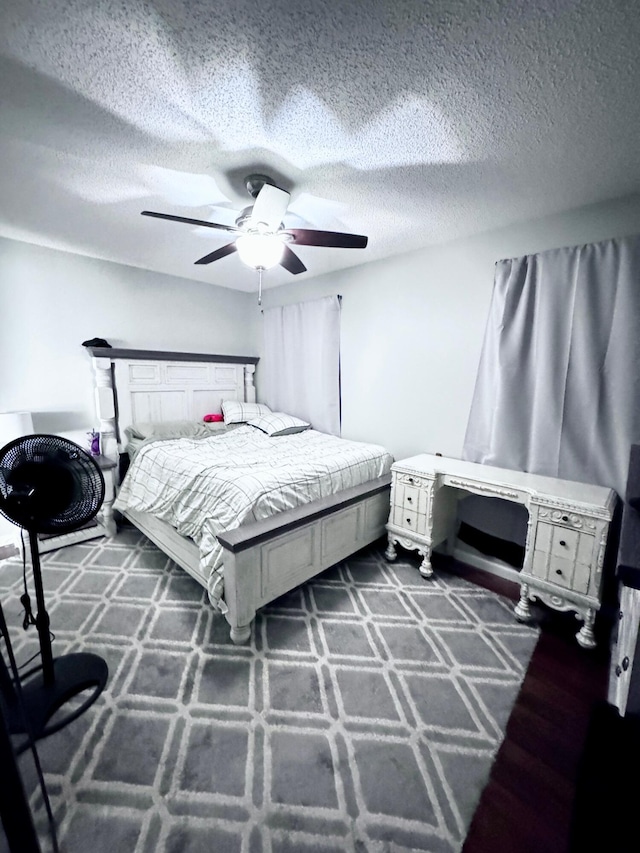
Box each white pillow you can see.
[221,400,271,424]
[247,412,311,436]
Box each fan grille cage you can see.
[0,435,105,534]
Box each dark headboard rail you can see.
[87,347,259,365]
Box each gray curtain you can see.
[262,295,341,435]
[461,234,640,540]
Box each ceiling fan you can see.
[141,173,368,276]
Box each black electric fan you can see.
[0,435,108,749]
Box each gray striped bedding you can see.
[114,425,393,609]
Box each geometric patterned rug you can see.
[0,527,539,853]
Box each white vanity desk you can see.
[385,454,617,648]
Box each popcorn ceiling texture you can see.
[0,0,639,291]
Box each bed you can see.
[87,347,393,643]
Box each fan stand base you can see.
[3,653,108,753]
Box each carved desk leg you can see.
[576,607,597,650]
[419,546,433,578]
[385,534,397,562]
[514,583,534,622]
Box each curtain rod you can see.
[260,294,342,313]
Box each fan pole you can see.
[0,682,42,853]
[28,530,54,687]
[0,603,43,853]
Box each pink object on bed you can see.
[203,413,224,422]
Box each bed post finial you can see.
[244,364,256,403]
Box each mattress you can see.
[113,425,393,607]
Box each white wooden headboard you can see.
[87,347,259,465]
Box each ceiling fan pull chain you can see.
[258,268,263,306]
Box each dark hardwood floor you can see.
[446,556,637,853]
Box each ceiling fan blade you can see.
[141,210,238,233]
[248,184,290,231]
[283,229,368,249]
[194,242,238,265]
[280,245,307,275]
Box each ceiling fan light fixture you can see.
[235,232,285,270]
[141,173,367,276]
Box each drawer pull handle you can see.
[407,496,413,503]
[619,610,624,620]
[406,518,412,525]
[623,656,630,671]
[616,665,622,677]
[562,515,569,522]
[408,478,414,484]
[555,569,563,575]
[559,540,567,547]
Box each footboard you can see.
[217,475,391,642]
[122,475,391,644]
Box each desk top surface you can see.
[393,454,617,512]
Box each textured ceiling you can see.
[1,0,639,293]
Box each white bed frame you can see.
[87,347,391,643]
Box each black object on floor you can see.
[569,700,640,852]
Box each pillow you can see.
[125,420,227,441]
[221,400,271,424]
[247,412,311,436]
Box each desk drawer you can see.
[531,549,592,593]
[547,557,590,592]
[392,506,426,536]
[397,470,430,486]
[536,522,595,564]
[532,522,595,594]
[394,482,428,515]
[550,527,579,560]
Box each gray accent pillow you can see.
[125,420,229,441]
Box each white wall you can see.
[4,192,638,463]
[0,239,259,545]
[2,193,640,547]
[0,238,260,545]
[0,237,260,438]
[261,192,640,463]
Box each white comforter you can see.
[114,425,393,607]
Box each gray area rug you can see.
[0,528,539,853]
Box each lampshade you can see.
[235,232,284,270]
[0,411,34,451]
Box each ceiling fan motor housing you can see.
[244,173,276,199]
